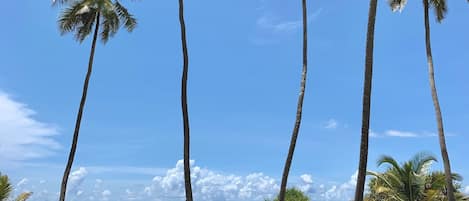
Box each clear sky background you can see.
[1,0,468,201]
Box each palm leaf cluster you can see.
[57,0,136,43]
[365,153,469,201]
[0,173,32,201]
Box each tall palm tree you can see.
[177,0,193,200]
[388,1,455,200]
[354,0,378,201]
[55,1,136,201]
[278,0,308,200]
[0,173,32,201]
[365,153,469,201]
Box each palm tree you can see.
[177,0,193,200]
[55,1,136,201]
[278,0,308,201]
[353,0,378,201]
[0,173,32,201]
[365,153,469,201]
[388,1,455,200]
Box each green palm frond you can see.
[410,152,436,175]
[14,192,32,201]
[58,0,137,44]
[114,0,137,32]
[0,174,12,201]
[377,155,403,175]
[429,0,447,22]
[101,9,120,43]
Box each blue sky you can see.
[1,0,469,201]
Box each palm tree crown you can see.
[58,0,137,43]
[388,0,446,21]
[366,153,469,201]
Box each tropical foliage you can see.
[0,173,32,201]
[267,188,310,201]
[365,153,469,201]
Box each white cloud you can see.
[324,119,338,129]
[0,91,60,161]
[369,129,450,138]
[385,130,419,138]
[257,8,322,33]
[321,171,357,201]
[144,160,280,201]
[464,186,469,194]
[298,174,314,194]
[16,178,29,187]
[11,162,362,201]
[101,190,112,201]
[68,167,88,197]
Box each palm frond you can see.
[0,174,12,201]
[377,155,403,175]
[114,0,137,32]
[101,9,120,43]
[429,0,447,22]
[58,0,96,36]
[75,10,98,42]
[410,152,436,175]
[15,192,32,201]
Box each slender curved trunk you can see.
[278,0,308,200]
[59,12,100,201]
[354,1,377,201]
[178,0,193,201]
[422,1,455,201]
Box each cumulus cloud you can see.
[143,160,279,201]
[297,174,314,194]
[101,190,112,201]
[319,171,357,201]
[68,167,88,197]
[0,91,59,161]
[464,186,469,194]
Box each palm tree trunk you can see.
[59,12,100,201]
[422,1,455,201]
[278,0,308,200]
[354,0,378,201]
[178,0,193,201]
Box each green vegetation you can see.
[267,188,310,201]
[0,173,32,201]
[365,153,469,201]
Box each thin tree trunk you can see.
[422,1,455,200]
[278,0,308,200]
[354,0,377,201]
[59,12,100,201]
[178,0,193,200]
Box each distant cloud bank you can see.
[14,160,358,201]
